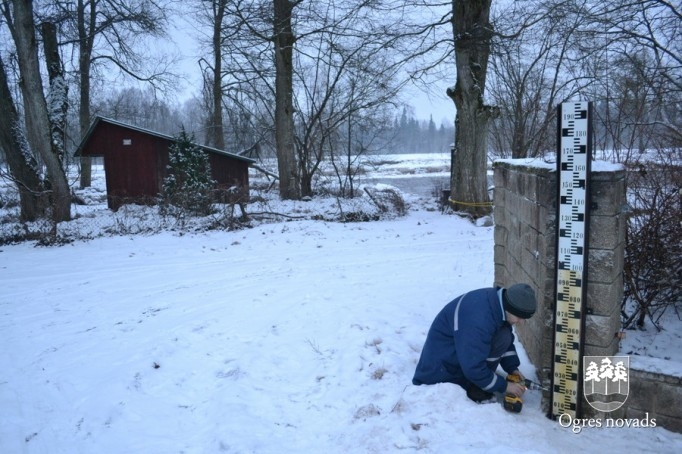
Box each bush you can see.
[622,150,682,330]
[362,186,407,217]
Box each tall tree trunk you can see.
[41,21,68,161]
[12,0,71,222]
[77,0,93,188]
[209,0,226,150]
[447,0,497,217]
[0,54,48,221]
[273,0,300,200]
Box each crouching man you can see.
[412,284,537,404]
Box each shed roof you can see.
[75,116,255,164]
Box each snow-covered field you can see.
[1,153,681,453]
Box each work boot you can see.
[466,384,494,403]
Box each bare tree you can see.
[195,0,228,149]
[52,0,174,187]
[273,0,300,199]
[3,0,70,222]
[488,2,596,159]
[205,0,298,198]
[0,53,48,221]
[594,51,660,162]
[486,0,680,161]
[572,0,681,144]
[330,96,395,198]
[446,0,497,217]
[293,2,406,198]
[41,20,68,162]
[202,0,419,200]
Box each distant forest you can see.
[69,87,455,161]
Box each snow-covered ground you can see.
[1,154,681,453]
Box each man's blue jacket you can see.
[412,287,520,394]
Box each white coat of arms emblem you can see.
[583,355,630,412]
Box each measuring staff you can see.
[550,101,593,419]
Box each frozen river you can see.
[361,174,494,199]
[360,175,450,198]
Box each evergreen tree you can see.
[163,128,215,216]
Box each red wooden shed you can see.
[75,117,255,211]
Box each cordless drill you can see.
[504,373,548,413]
[504,372,524,413]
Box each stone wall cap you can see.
[592,160,626,172]
[629,354,682,379]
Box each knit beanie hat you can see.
[503,284,537,319]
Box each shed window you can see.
[123,139,132,145]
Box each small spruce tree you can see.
[163,128,215,216]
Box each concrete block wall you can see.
[493,160,682,433]
[626,362,682,432]
[493,160,558,389]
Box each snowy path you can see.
[2,210,681,453]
